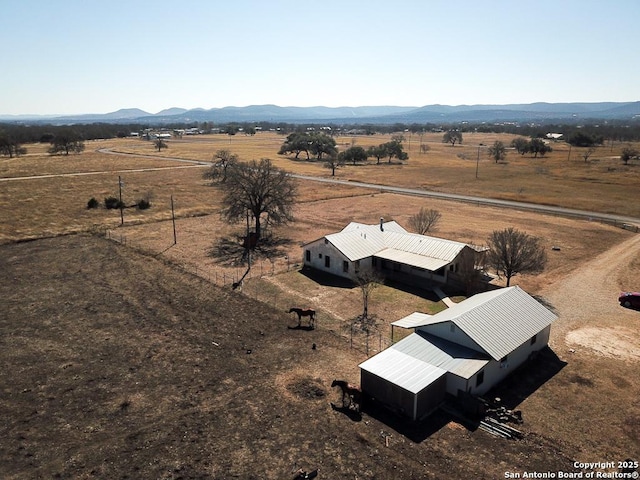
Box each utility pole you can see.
[171,195,177,245]
[118,176,124,226]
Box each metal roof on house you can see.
[374,248,450,271]
[391,312,434,329]
[359,330,489,392]
[418,286,557,361]
[323,221,468,268]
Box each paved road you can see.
[291,174,640,227]
[5,147,639,227]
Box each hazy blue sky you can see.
[2,0,639,115]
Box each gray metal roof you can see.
[391,312,434,329]
[359,330,489,392]
[359,348,447,394]
[374,248,450,271]
[323,221,468,268]
[418,286,557,361]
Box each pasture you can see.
[1,132,639,478]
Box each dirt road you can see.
[541,233,640,360]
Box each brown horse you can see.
[331,379,361,412]
[288,307,316,328]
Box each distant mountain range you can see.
[2,102,639,125]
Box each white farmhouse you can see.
[302,220,480,289]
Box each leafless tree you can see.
[203,149,238,183]
[486,228,547,286]
[408,207,442,235]
[356,270,384,320]
[581,147,596,163]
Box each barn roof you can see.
[417,286,557,361]
[359,330,489,393]
[321,221,468,268]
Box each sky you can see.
[1,0,639,115]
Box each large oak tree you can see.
[220,158,297,247]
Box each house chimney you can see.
[380,217,384,231]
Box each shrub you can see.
[104,196,124,209]
[137,198,151,210]
[87,197,100,209]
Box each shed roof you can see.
[359,348,447,394]
[418,286,557,361]
[391,312,434,329]
[359,330,489,392]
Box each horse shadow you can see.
[287,325,314,331]
[330,402,362,422]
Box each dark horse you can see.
[331,379,361,412]
[288,307,316,328]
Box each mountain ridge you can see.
[2,102,639,125]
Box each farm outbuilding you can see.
[302,220,481,289]
[360,286,557,421]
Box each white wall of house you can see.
[303,239,356,280]
[467,324,551,396]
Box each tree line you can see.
[277,132,409,176]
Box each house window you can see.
[530,334,537,345]
[305,250,311,262]
[343,261,349,273]
[325,256,330,268]
[318,253,322,259]
[476,370,484,387]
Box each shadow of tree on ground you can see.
[208,234,295,267]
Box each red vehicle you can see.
[618,292,640,309]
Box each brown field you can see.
[1,133,639,479]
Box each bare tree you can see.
[204,149,238,183]
[581,146,596,163]
[486,227,547,286]
[220,158,297,248]
[408,207,442,235]
[355,270,384,319]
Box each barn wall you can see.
[415,374,447,420]
[445,372,469,396]
[361,370,415,419]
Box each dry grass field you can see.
[1,132,639,479]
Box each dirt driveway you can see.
[541,233,640,361]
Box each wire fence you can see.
[104,228,396,359]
